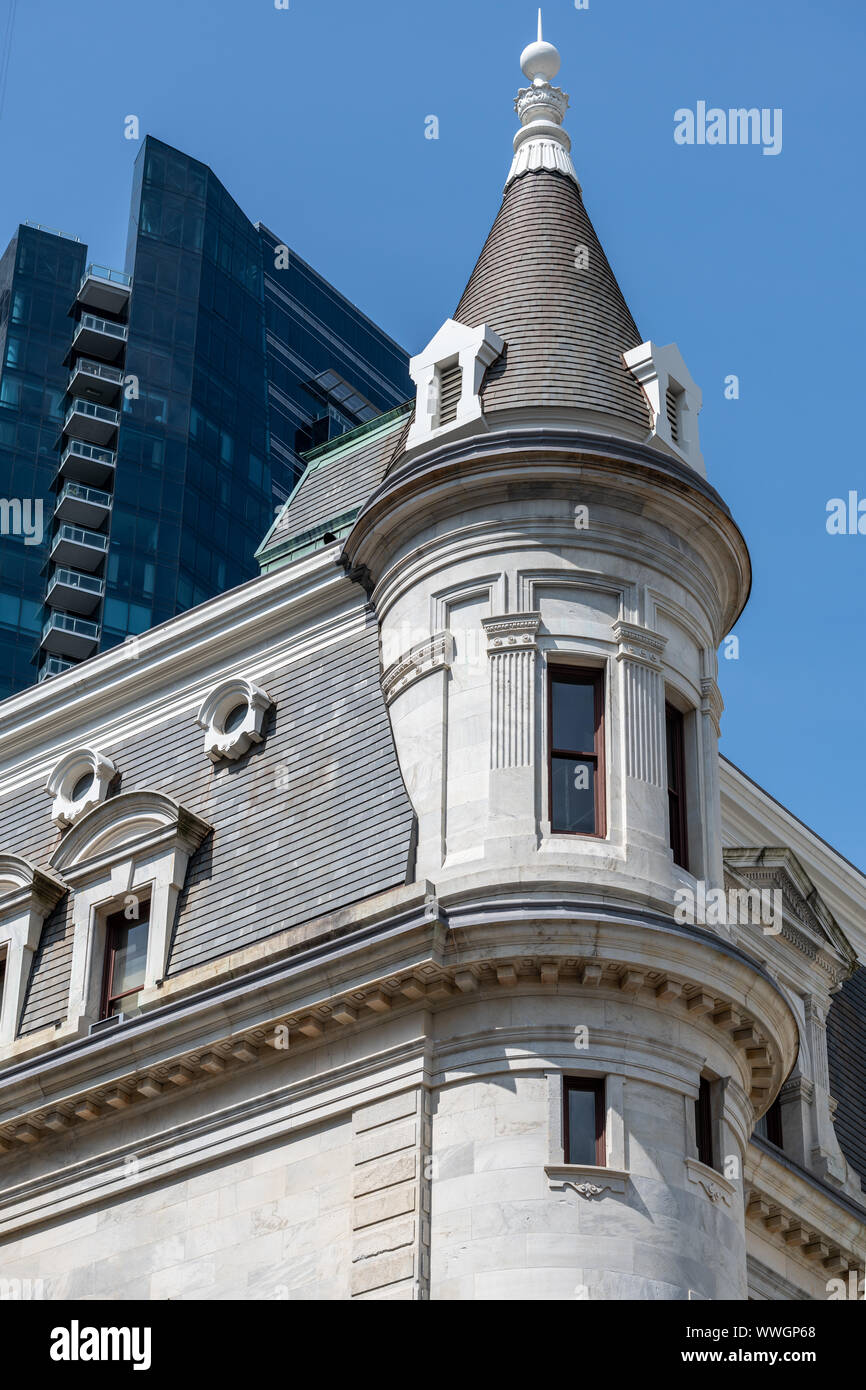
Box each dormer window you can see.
[49,790,210,1034]
[101,902,150,1019]
[623,341,705,477]
[407,318,505,451]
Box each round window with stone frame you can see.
[195,677,273,764]
[46,748,117,830]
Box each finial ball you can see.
[520,37,561,84]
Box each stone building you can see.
[0,25,864,1301]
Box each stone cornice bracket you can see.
[700,676,725,738]
[196,676,273,764]
[612,620,667,671]
[46,747,116,830]
[381,631,456,706]
[0,856,66,1046]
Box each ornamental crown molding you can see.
[481,611,542,654]
[381,631,455,705]
[700,676,725,734]
[612,620,667,670]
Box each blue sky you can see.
[1,0,864,869]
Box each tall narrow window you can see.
[0,952,6,1018]
[755,1096,784,1149]
[665,701,688,870]
[695,1076,715,1169]
[549,668,605,836]
[101,904,150,1019]
[564,1078,606,1166]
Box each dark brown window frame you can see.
[695,1076,715,1169]
[563,1077,606,1167]
[100,902,150,1020]
[548,665,606,838]
[665,700,689,870]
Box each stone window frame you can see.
[196,676,273,765]
[48,791,211,1035]
[547,663,607,839]
[0,855,65,1047]
[544,1069,629,1194]
[46,746,116,830]
[542,648,611,846]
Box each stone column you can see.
[481,612,541,859]
[699,651,725,890]
[612,621,668,856]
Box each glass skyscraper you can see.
[0,137,411,697]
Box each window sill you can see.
[544,1164,629,1197]
[684,1156,736,1207]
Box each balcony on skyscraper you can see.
[56,440,116,487]
[39,611,100,659]
[69,313,128,362]
[67,358,124,405]
[63,397,120,446]
[45,568,105,616]
[54,481,113,529]
[76,263,132,316]
[49,523,109,571]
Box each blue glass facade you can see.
[103,139,273,644]
[259,226,411,501]
[0,137,410,692]
[0,226,87,698]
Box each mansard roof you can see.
[258,405,410,571]
[453,168,650,431]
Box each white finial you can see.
[507,16,578,189]
[520,14,561,85]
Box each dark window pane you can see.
[695,1077,715,1168]
[552,756,596,834]
[552,678,595,752]
[566,1085,599,1165]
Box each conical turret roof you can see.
[454,15,650,432]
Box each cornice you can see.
[0,884,798,1162]
[746,1140,866,1279]
[345,426,751,637]
[0,548,352,768]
